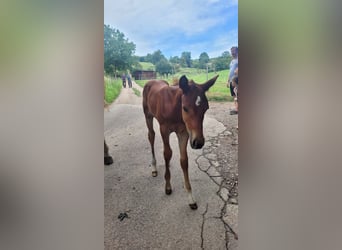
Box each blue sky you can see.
[104,0,238,59]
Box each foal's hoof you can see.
[165,189,172,195]
[104,156,113,165]
[189,203,198,210]
[152,171,158,177]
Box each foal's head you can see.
[179,75,219,149]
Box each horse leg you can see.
[145,115,157,177]
[160,126,172,195]
[104,140,113,165]
[176,131,197,210]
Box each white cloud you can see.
[105,0,226,34]
[180,29,238,59]
[104,0,238,57]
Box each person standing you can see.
[127,73,132,88]
[228,46,238,115]
[121,73,126,88]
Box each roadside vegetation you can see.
[132,87,141,97]
[104,76,122,104]
[104,24,235,103]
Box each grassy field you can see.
[104,76,122,104]
[106,68,233,103]
[135,69,233,102]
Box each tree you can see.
[104,24,136,75]
[169,56,181,73]
[198,52,210,69]
[180,51,191,67]
[191,59,200,69]
[169,56,180,64]
[212,51,231,71]
[155,58,172,76]
[144,53,153,63]
[138,56,146,62]
[151,50,166,65]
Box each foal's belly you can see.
[157,120,186,133]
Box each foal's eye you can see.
[183,106,189,113]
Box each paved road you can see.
[104,81,238,249]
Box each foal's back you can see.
[143,80,183,123]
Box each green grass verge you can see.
[132,87,141,97]
[135,80,146,88]
[134,69,233,102]
[104,76,122,103]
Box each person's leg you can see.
[234,86,238,111]
[234,86,238,129]
[229,82,238,115]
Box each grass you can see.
[134,69,232,102]
[104,76,122,104]
[135,79,146,88]
[138,62,155,70]
[132,87,141,97]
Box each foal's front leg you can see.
[160,126,172,195]
[177,130,197,210]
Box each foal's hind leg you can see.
[177,130,197,210]
[145,115,157,177]
[160,125,172,195]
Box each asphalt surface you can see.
[104,81,238,249]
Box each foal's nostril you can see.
[192,139,197,148]
[192,139,204,149]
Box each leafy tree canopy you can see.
[104,24,136,75]
[155,58,172,75]
[180,51,191,67]
[199,52,210,69]
[212,51,231,71]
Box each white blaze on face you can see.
[195,96,201,106]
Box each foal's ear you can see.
[179,75,190,94]
[201,75,219,92]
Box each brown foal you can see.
[142,75,218,209]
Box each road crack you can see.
[200,203,209,249]
[195,128,238,249]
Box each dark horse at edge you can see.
[142,75,218,209]
[104,140,113,165]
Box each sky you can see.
[104,0,238,59]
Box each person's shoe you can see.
[229,109,238,115]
